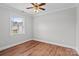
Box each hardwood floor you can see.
[0,40,78,56]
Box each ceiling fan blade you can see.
[40,8,45,10]
[39,3,46,6]
[26,7,33,9]
[31,3,37,6]
[31,3,35,5]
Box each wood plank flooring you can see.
[0,40,78,56]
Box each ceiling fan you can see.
[26,3,46,12]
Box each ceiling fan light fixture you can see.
[26,3,46,13]
[34,10,39,12]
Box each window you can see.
[10,16,25,35]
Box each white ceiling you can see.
[6,3,76,16]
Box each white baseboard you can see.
[0,39,32,51]
[0,38,78,55]
[33,38,76,50]
[75,48,79,55]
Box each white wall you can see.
[76,4,79,52]
[0,4,33,50]
[34,7,76,48]
[0,4,77,51]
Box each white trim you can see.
[0,39,32,51]
[33,39,79,54]
[75,48,79,55]
[33,38,76,50]
[34,6,76,17]
[0,39,78,54]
